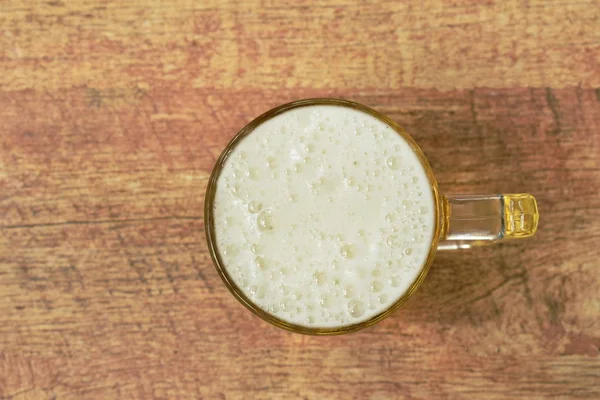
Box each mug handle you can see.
[437,194,539,250]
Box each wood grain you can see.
[1,1,599,399]
[1,0,599,91]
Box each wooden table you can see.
[1,1,599,399]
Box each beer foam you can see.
[213,105,435,328]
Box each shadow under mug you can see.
[205,98,539,335]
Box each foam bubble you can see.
[257,210,274,231]
[320,294,333,308]
[348,299,366,319]
[248,201,263,214]
[386,156,400,170]
[371,280,384,293]
[344,284,356,298]
[340,244,354,259]
[224,244,239,257]
[268,303,280,314]
[313,270,326,285]
[386,235,400,248]
[280,298,293,312]
[254,256,267,270]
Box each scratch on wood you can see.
[543,294,564,325]
[86,87,146,108]
[190,254,214,293]
[1,216,202,230]
[545,87,562,136]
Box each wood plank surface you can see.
[1,1,599,399]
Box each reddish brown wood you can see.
[1,1,599,399]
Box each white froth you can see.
[213,105,435,328]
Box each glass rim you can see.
[204,98,444,335]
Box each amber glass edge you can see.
[204,98,444,335]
